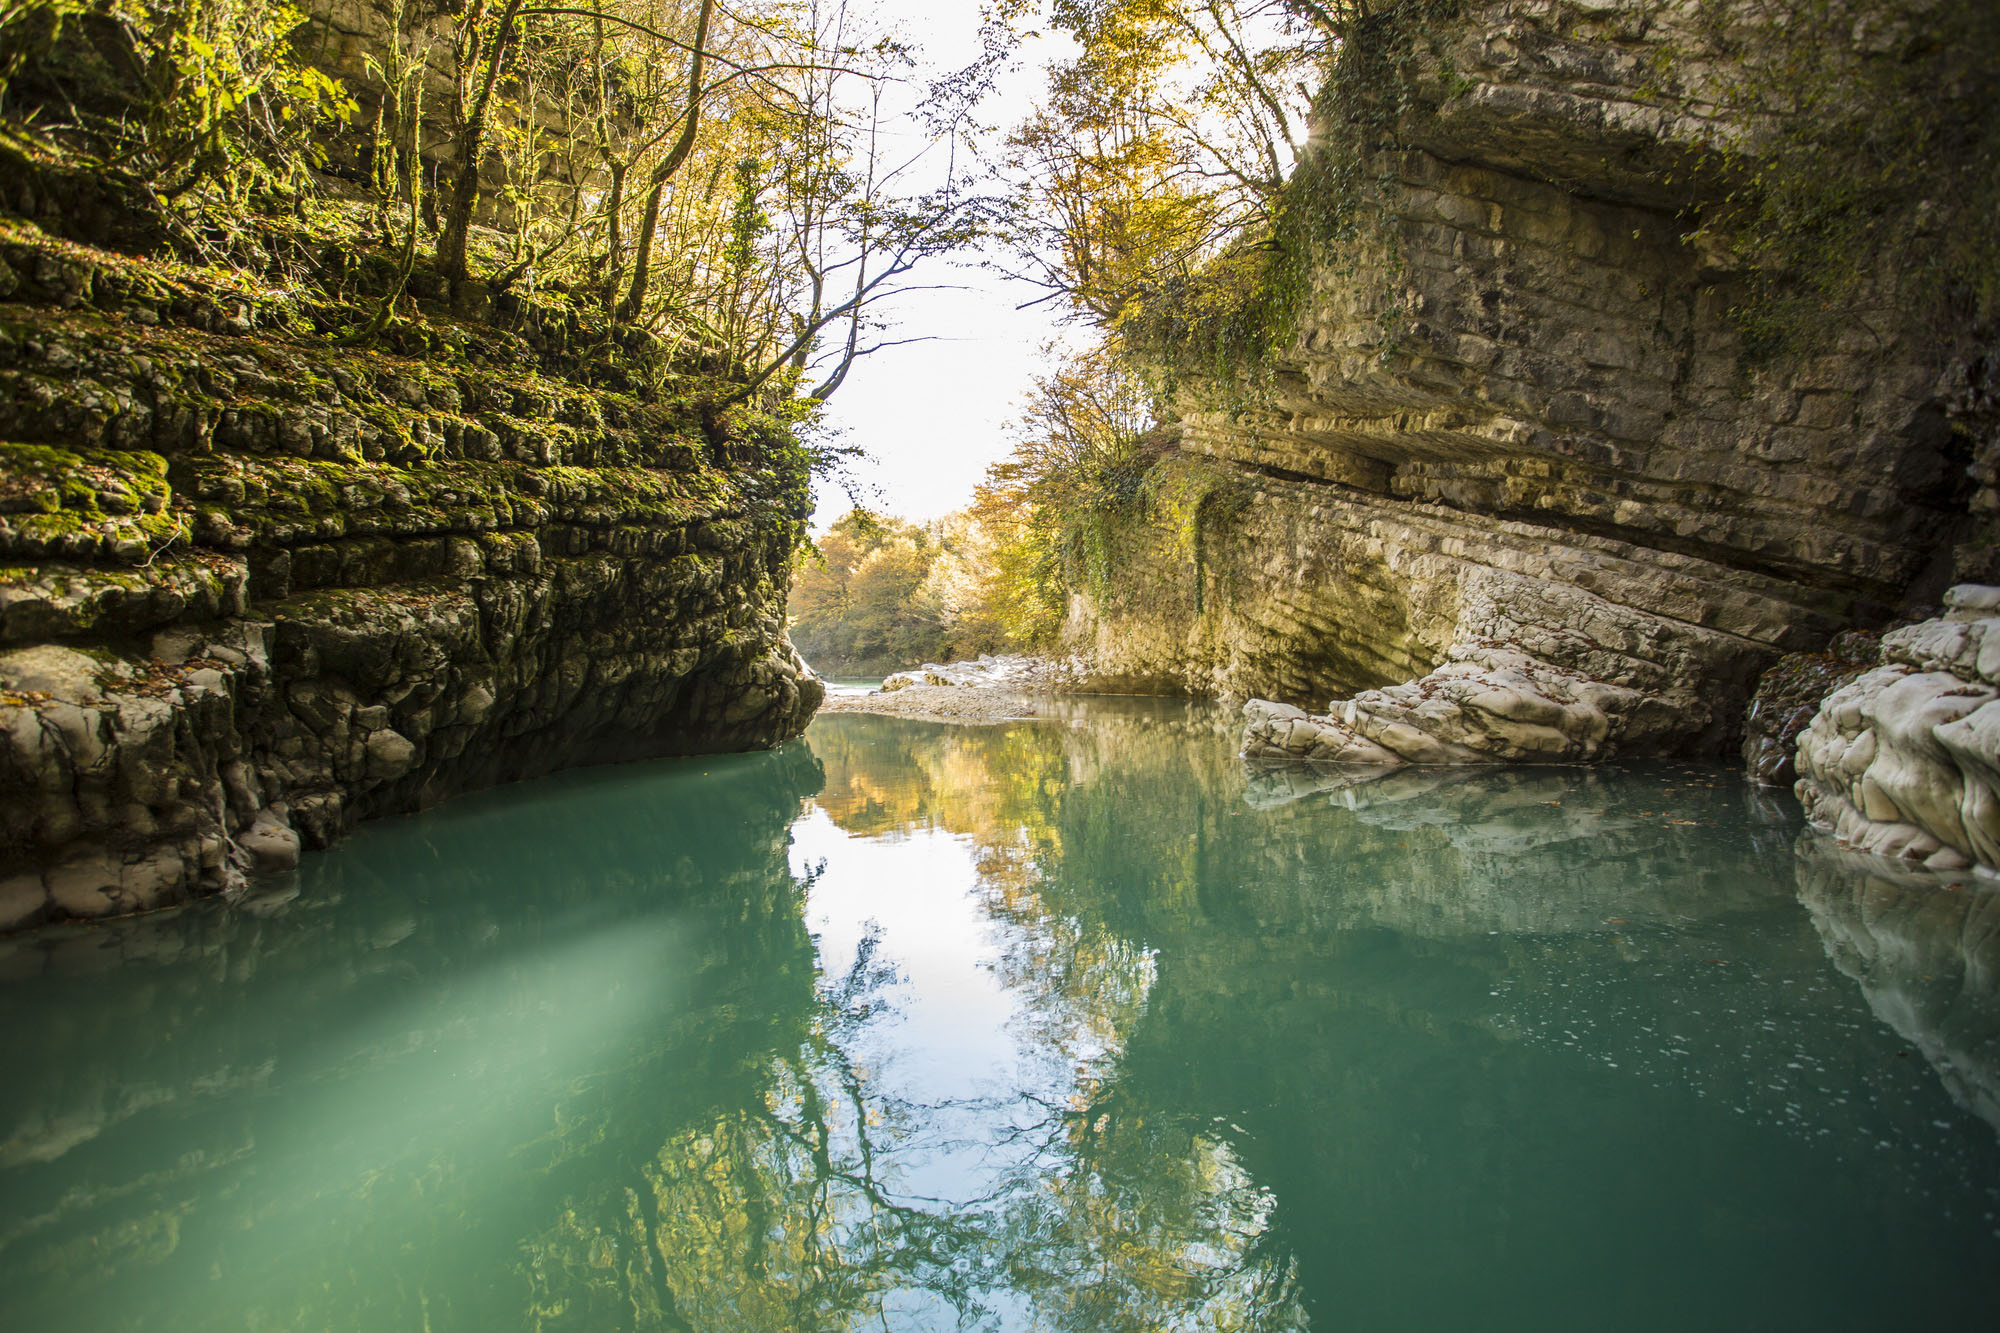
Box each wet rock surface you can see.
[0,223,820,932]
[1740,632,1883,788]
[1794,585,2000,871]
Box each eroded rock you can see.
[1244,644,1647,765]
[1796,586,2000,871]
[1240,568,1724,765]
[1062,0,1984,765]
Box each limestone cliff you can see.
[0,206,820,932]
[1060,0,1993,766]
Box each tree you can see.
[967,345,1160,647]
[3,1,993,423]
[789,509,1005,673]
[993,0,1327,324]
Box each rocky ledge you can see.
[1241,581,2000,880]
[1091,0,1993,776]
[0,221,820,932]
[1237,568,1721,765]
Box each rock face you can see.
[1056,1,1987,765]
[1794,586,2000,871]
[0,223,820,932]
[1738,632,1881,788]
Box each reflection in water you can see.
[1796,839,2000,1132]
[0,699,1996,1330]
[0,747,830,1331]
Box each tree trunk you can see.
[439,0,526,307]
[601,162,627,308]
[620,177,668,320]
[615,0,715,322]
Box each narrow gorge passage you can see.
[3,1,1997,1327]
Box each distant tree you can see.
[789,508,1003,674]
[965,343,1161,648]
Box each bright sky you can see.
[806,3,1079,527]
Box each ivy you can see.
[1114,0,1463,394]
[1677,0,2000,357]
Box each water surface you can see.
[2,699,1996,1330]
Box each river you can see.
[2,699,1996,1330]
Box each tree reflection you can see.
[517,926,994,1331]
[0,746,837,1332]
[802,708,2000,1330]
[6,706,1997,1330]
[988,1087,1303,1333]
[806,705,1308,1331]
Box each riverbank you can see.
[817,685,1052,724]
[0,206,818,934]
[813,654,1082,724]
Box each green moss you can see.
[0,440,182,557]
[1139,453,1250,562]
[1676,0,2000,357]
[169,447,738,553]
[0,204,814,581]
[1116,0,1463,394]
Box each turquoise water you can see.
[2,699,1996,1331]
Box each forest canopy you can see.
[792,1,1341,672]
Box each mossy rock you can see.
[0,439,184,561]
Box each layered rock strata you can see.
[1058,1,1985,765]
[1794,586,2000,871]
[0,222,820,932]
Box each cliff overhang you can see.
[1060,0,1993,777]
